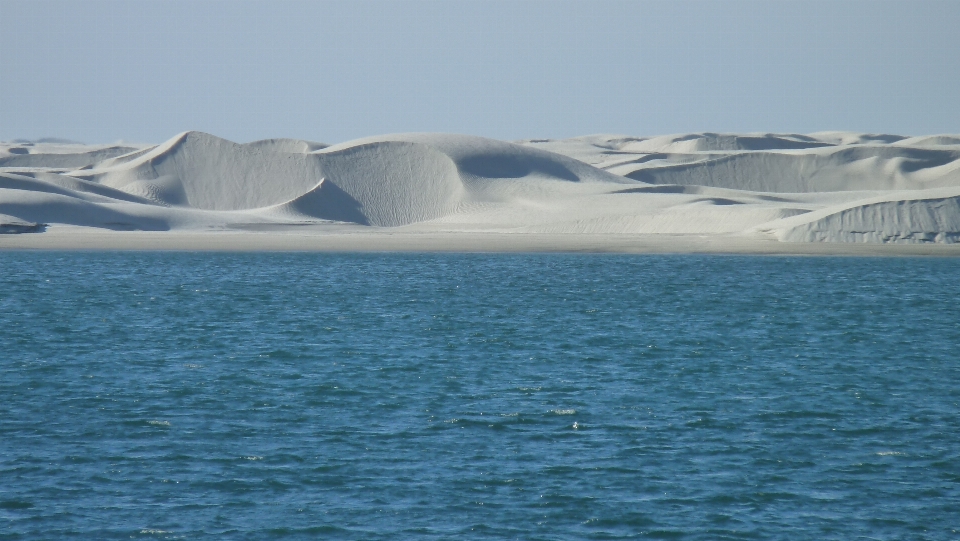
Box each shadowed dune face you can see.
[0,189,170,231]
[0,146,139,168]
[457,153,579,181]
[613,185,697,194]
[522,131,960,194]
[284,180,369,225]
[689,197,744,206]
[894,135,960,147]
[625,133,834,152]
[2,171,160,205]
[99,132,326,211]
[313,141,464,227]
[95,147,159,168]
[339,133,632,185]
[618,146,960,193]
[729,136,832,151]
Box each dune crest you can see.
[90,131,325,211]
[3,131,960,245]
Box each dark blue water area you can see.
[1,252,959,540]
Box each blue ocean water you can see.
[1,252,959,540]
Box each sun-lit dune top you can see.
[3,131,960,244]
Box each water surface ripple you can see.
[1,253,959,539]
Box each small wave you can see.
[552,409,576,415]
[147,420,170,426]
[140,529,171,534]
[243,456,263,461]
[876,451,905,456]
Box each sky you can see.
[2,0,959,144]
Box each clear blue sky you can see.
[2,0,958,144]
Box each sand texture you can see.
[4,131,960,253]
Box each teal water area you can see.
[1,253,958,539]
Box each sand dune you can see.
[89,131,326,210]
[619,147,960,192]
[3,131,960,248]
[523,132,960,192]
[757,187,960,243]
[0,145,140,169]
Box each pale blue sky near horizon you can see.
[2,0,958,145]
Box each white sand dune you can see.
[0,145,141,170]
[755,187,960,243]
[3,131,960,250]
[524,132,960,192]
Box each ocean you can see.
[1,252,958,539]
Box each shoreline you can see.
[3,227,960,256]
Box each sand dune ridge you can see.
[3,130,960,245]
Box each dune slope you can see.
[522,132,960,193]
[756,188,960,243]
